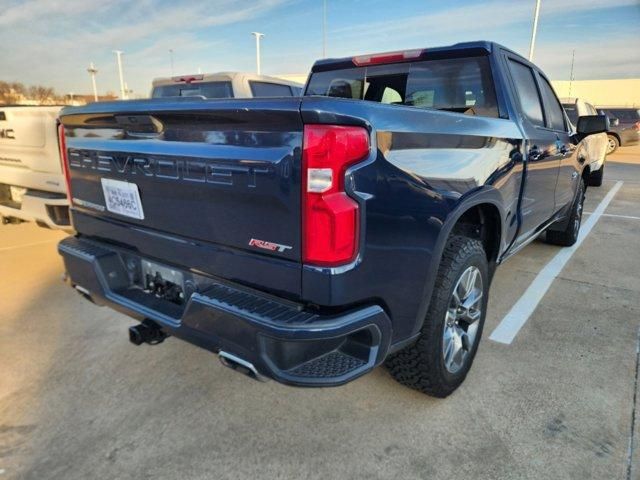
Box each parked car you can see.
[151,72,303,99]
[0,105,70,229]
[57,41,606,397]
[596,107,640,154]
[561,97,608,186]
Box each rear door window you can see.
[249,81,294,97]
[305,56,499,118]
[507,60,544,127]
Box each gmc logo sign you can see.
[0,129,15,139]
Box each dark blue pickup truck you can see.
[57,41,607,397]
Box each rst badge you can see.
[249,238,292,253]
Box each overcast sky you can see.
[0,0,638,97]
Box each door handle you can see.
[529,146,542,161]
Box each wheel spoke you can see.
[462,288,483,310]
[442,265,484,374]
[443,326,455,368]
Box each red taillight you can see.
[352,48,423,66]
[57,123,72,203]
[633,121,640,131]
[302,125,369,266]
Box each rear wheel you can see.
[606,135,619,154]
[385,236,489,397]
[589,163,604,187]
[546,179,585,246]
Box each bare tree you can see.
[27,85,56,104]
[0,81,26,104]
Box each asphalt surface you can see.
[1,146,640,480]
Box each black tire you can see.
[606,134,619,155]
[385,236,489,398]
[546,179,585,246]
[589,163,604,187]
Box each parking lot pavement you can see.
[1,146,640,480]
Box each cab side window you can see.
[508,59,544,127]
[537,76,566,131]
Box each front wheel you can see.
[385,236,489,397]
[547,179,585,246]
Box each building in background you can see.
[551,79,640,107]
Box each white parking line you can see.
[0,239,60,252]
[489,181,624,345]
[584,212,640,221]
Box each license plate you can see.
[141,260,185,290]
[101,178,144,220]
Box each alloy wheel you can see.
[442,266,483,374]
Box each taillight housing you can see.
[302,124,369,267]
[633,121,640,131]
[57,123,72,203]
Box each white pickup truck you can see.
[0,106,70,229]
[150,72,303,99]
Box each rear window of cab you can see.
[152,81,234,99]
[305,56,499,118]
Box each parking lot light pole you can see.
[322,0,327,58]
[87,63,98,102]
[113,50,127,100]
[251,32,265,75]
[528,0,541,61]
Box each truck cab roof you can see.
[310,41,524,73]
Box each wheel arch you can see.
[407,189,507,339]
[607,131,621,144]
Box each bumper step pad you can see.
[59,235,392,387]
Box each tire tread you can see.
[385,235,487,397]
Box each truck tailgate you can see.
[0,106,63,179]
[60,98,303,272]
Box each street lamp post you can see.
[528,0,541,61]
[322,0,327,58]
[87,62,98,102]
[113,50,127,100]
[251,32,265,75]
[169,48,174,75]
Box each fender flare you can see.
[407,187,508,339]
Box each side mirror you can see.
[577,115,609,138]
[610,117,620,127]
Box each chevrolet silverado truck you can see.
[0,105,70,229]
[57,41,607,397]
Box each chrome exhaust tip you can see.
[218,351,268,382]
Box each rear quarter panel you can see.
[300,97,524,342]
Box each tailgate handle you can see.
[115,115,163,137]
